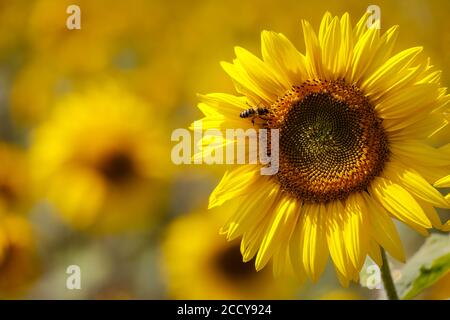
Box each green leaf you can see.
[396,233,450,300]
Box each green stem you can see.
[380,247,399,300]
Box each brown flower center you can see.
[266,79,389,203]
[0,184,16,204]
[0,245,14,273]
[215,243,257,280]
[97,151,135,184]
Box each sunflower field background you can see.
[0,0,449,300]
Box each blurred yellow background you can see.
[0,0,448,299]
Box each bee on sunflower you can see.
[193,12,450,288]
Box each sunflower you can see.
[30,85,169,233]
[162,210,297,299]
[194,12,450,285]
[0,214,40,298]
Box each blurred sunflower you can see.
[162,211,297,299]
[11,0,169,126]
[194,12,450,285]
[30,85,169,233]
[0,214,40,298]
[0,143,30,213]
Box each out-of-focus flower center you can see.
[215,244,257,280]
[0,183,16,204]
[267,79,389,203]
[97,151,135,184]
[0,245,14,273]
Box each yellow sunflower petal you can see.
[415,198,443,230]
[318,11,333,41]
[319,16,341,78]
[255,196,299,271]
[343,193,370,271]
[390,140,450,167]
[375,83,438,119]
[362,47,423,94]
[353,12,370,41]
[222,180,279,241]
[234,46,287,96]
[208,165,260,208]
[362,25,399,83]
[348,27,379,83]
[363,193,405,262]
[337,13,353,77]
[191,114,250,131]
[296,203,329,282]
[241,213,273,263]
[370,177,432,230]
[197,93,248,116]
[326,200,355,281]
[272,236,293,278]
[383,161,449,208]
[261,30,308,86]
[301,19,323,79]
[221,60,274,104]
[434,175,450,188]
